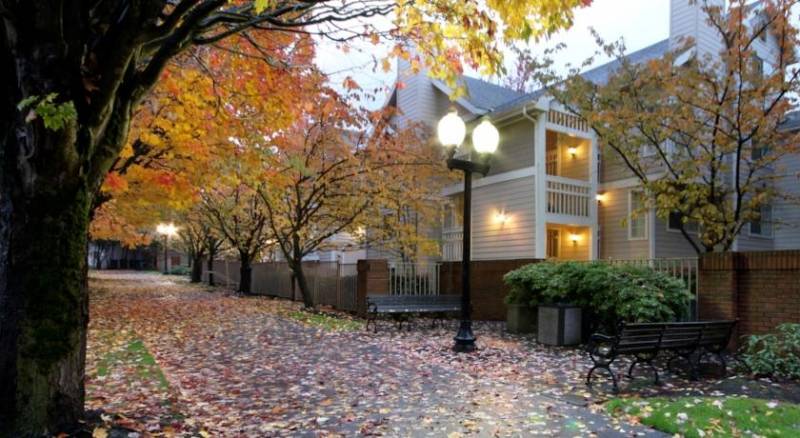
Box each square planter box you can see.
[506,303,537,333]
[537,304,582,346]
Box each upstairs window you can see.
[750,204,773,237]
[667,211,699,233]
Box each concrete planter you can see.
[506,303,537,333]
[537,304,582,346]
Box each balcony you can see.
[546,176,591,218]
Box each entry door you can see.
[546,229,560,259]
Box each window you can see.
[751,142,768,161]
[628,190,648,240]
[667,211,699,233]
[547,229,560,258]
[750,204,773,237]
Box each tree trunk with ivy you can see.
[0,4,155,434]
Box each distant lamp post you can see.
[156,222,178,274]
[438,110,499,353]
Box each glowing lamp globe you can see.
[437,111,466,147]
[471,118,499,154]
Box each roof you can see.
[780,111,800,132]
[458,76,524,112]
[482,39,671,115]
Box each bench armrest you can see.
[586,333,616,356]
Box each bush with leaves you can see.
[740,323,800,379]
[504,261,692,331]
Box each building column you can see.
[534,108,548,259]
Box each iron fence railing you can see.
[389,262,440,296]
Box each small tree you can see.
[176,208,220,283]
[550,0,800,252]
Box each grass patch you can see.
[287,310,364,331]
[607,396,800,437]
[96,337,170,390]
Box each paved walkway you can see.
[87,271,665,436]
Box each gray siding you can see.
[487,119,535,175]
[396,59,452,128]
[599,187,650,259]
[654,217,700,258]
[774,152,800,249]
[599,145,637,182]
[471,176,536,260]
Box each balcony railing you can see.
[442,228,463,262]
[546,176,591,217]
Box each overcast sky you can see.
[314,0,672,109]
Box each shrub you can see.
[167,266,191,276]
[740,323,800,379]
[503,261,692,331]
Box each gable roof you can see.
[490,39,670,115]
[459,76,525,112]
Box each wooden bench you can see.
[366,294,461,332]
[586,320,736,392]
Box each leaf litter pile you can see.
[86,271,794,437]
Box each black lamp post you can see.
[156,223,178,274]
[438,111,499,353]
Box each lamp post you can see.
[156,223,178,274]
[437,110,499,353]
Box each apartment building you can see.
[384,0,800,262]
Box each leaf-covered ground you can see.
[86,271,795,437]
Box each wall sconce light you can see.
[494,210,509,226]
[567,146,578,158]
[595,193,606,203]
[570,233,581,246]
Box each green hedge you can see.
[503,261,692,331]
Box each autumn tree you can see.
[0,1,588,433]
[201,180,271,295]
[175,207,220,283]
[547,0,800,253]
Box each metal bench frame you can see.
[586,320,736,392]
[365,294,461,332]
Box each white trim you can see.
[627,189,648,241]
[544,213,594,227]
[648,208,656,258]
[441,166,536,196]
[599,172,665,191]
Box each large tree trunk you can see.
[238,253,253,295]
[190,255,203,283]
[0,185,92,436]
[291,261,314,309]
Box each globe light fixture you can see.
[437,110,466,147]
[471,118,499,154]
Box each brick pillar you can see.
[698,252,740,347]
[356,259,389,317]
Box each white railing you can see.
[442,228,463,262]
[389,262,440,296]
[546,176,591,217]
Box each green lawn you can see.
[607,396,800,437]
[287,310,364,331]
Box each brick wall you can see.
[439,259,542,320]
[699,251,800,342]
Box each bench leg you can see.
[586,359,619,393]
[628,353,660,385]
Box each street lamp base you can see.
[453,320,476,352]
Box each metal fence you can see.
[389,262,440,295]
[206,260,359,312]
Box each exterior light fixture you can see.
[494,210,509,226]
[570,233,581,246]
[437,111,499,353]
[568,146,578,157]
[437,110,466,148]
[472,118,500,154]
[595,193,606,203]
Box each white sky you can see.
[314,0,671,109]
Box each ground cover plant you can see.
[740,323,800,380]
